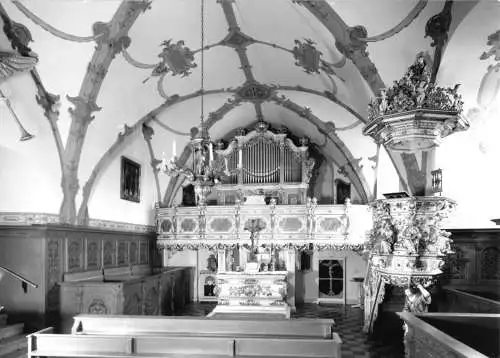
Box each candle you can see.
[172,140,176,157]
[238,148,242,168]
[209,143,214,162]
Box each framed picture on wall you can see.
[120,156,141,203]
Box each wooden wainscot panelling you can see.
[129,241,138,265]
[102,239,116,268]
[66,236,84,272]
[117,241,129,266]
[85,238,101,271]
[0,223,158,332]
[46,230,65,329]
[139,241,149,265]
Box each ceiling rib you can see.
[269,93,371,203]
[77,87,233,221]
[219,0,259,125]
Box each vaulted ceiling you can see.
[0,0,498,226]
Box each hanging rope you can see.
[200,0,206,132]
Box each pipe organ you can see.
[214,122,315,205]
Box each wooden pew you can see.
[72,314,335,339]
[28,328,342,358]
[235,336,342,357]
[28,328,235,358]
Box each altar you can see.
[209,271,290,318]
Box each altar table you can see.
[209,271,290,318]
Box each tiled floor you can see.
[176,303,405,358]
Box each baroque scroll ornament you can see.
[146,39,197,82]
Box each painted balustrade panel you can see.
[156,203,372,250]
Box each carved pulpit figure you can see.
[403,283,431,313]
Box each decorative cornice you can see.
[0,212,154,233]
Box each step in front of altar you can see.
[207,303,291,319]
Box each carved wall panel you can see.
[481,247,500,281]
[123,293,141,315]
[278,217,304,233]
[161,219,173,233]
[86,240,100,270]
[67,238,83,271]
[180,218,197,233]
[209,217,233,232]
[87,298,108,315]
[139,241,149,264]
[117,241,128,266]
[46,234,64,328]
[318,217,343,233]
[129,242,138,265]
[103,240,115,267]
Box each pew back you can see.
[72,315,334,339]
[28,330,235,357]
[28,329,342,358]
[235,334,342,357]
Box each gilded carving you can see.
[87,298,108,315]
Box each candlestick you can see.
[172,140,177,157]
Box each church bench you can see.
[71,315,335,339]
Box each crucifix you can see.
[244,219,266,262]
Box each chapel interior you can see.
[0,1,499,358]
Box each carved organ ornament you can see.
[213,121,315,205]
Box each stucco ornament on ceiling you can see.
[293,39,322,74]
[147,39,197,81]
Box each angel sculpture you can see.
[379,90,388,114]
[0,51,38,82]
